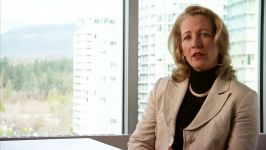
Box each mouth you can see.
[192,52,204,57]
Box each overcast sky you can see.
[1,0,122,33]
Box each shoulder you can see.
[229,79,257,95]
[152,76,171,96]
[153,76,182,91]
[152,76,187,97]
[157,76,172,83]
[227,79,258,109]
[153,76,171,89]
[155,76,186,87]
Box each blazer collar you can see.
[185,77,231,130]
[164,78,188,134]
[163,77,231,134]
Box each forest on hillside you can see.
[0,57,73,137]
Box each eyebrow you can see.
[181,31,190,37]
[181,29,212,36]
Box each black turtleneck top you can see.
[171,66,218,150]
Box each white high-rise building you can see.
[73,18,122,134]
[226,0,258,91]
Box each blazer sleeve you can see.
[128,78,166,150]
[227,90,259,150]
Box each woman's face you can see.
[180,15,218,72]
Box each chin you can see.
[194,64,217,72]
[192,65,207,72]
[194,68,206,72]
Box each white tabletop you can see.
[0,138,121,150]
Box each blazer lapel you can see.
[164,79,188,134]
[185,77,231,131]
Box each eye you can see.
[200,31,211,38]
[182,35,191,41]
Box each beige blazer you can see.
[128,77,259,150]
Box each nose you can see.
[191,36,203,49]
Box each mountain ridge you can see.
[1,23,76,58]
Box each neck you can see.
[189,66,218,93]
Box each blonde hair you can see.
[168,5,235,82]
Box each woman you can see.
[128,5,259,150]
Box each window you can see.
[137,0,264,132]
[0,0,123,137]
[0,0,265,138]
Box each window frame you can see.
[127,0,266,134]
[0,0,128,139]
[123,0,138,134]
[259,0,266,133]
[0,0,265,140]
